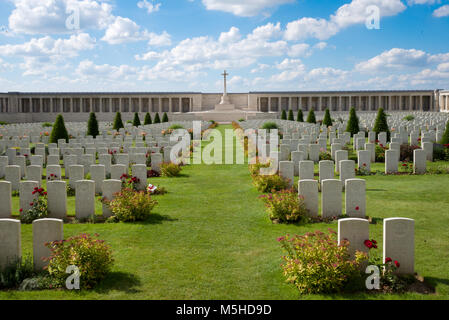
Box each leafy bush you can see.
[278,230,368,294]
[105,188,158,222]
[297,110,304,122]
[400,144,420,162]
[45,233,114,289]
[49,114,69,144]
[161,162,182,177]
[20,187,48,224]
[147,169,161,178]
[375,144,387,162]
[162,113,169,123]
[253,174,289,193]
[261,122,279,131]
[42,122,53,128]
[373,108,390,141]
[87,112,99,138]
[403,115,415,121]
[433,144,449,161]
[168,124,184,130]
[0,255,34,289]
[323,108,333,127]
[441,121,449,145]
[154,113,161,124]
[319,151,332,161]
[249,161,270,177]
[120,174,141,191]
[113,112,124,130]
[288,110,294,121]
[260,189,309,223]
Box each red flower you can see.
[385,257,392,263]
[19,208,23,213]
[29,202,34,206]
[364,240,373,249]
[394,260,400,268]
[355,206,360,211]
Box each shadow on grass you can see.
[367,189,387,192]
[424,276,449,289]
[137,213,178,225]
[93,272,142,294]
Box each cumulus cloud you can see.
[355,48,449,71]
[201,0,294,17]
[285,0,406,41]
[101,16,171,46]
[137,0,162,14]
[8,0,114,34]
[433,5,449,17]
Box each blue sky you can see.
[0,0,449,93]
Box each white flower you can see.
[147,184,158,193]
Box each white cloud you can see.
[355,48,449,71]
[101,16,171,46]
[76,60,138,80]
[407,0,441,5]
[285,0,406,41]
[8,0,114,34]
[201,0,294,17]
[0,33,96,59]
[288,43,311,57]
[218,27,241,43]
[250,63,270,73]
[137,0,162,14]
[433,5,449,17]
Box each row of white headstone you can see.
[0,218,63,272]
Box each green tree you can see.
[87,112,99,138]
[281,110,287,120]
[162,112,169,123]
[154,113,161,124]
[297,110,304,122]
[113,112,124,131]
[323,108,333,127]
[306,109,316,124]
[133,112,141,127]
[144,113,152,125]
[346,107,360,137]
[288,110,294,121]
[49,114,69,143]
[373,108,390,141]
[440,120,449,145]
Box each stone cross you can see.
[222,70,229,96]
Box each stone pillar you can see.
[139,97,143,113]
[32,218,63,270]
[158,97,162,113]
[70,98,73,112]
[420,96,423,111]
[409,95,412,110]
[338,96,342,111]
[268,97,272,112]
[0,219,21,270]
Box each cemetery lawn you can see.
[1,125,449,300]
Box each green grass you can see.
[1,125,449,299]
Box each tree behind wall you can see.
[87,112,100,138]
[288,110,294,121]
[144,113,152,125]
[373,107,390,141]
[49,114,69,143]
[162,113,169,123]
[154,113,161,124]
[323,108,333,127]
[297,110,304,122]
[113,112,124,131]
[306,109,316,124]
[346,107,360,137]
[133,112,141,127]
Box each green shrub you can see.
[373,108,390,141]
[154,113,161,124]
[0,255,34,289]
[113,112,124,131]
[249,161,270,177]
[306,109,316,124]
[319,151,332,161]
[45,233,114,289]
[441,121,449,145]
[261,122,279,131]
[133,112,141,127]
[297,110,304,122]
[288,110,294,121]
[162,113,169,123]
[161,162,182,177]
[168,124,184,130]
[346,107,359,137]
[260,189,309,223]
[42,122,53,128]
[49,115,69,144]
[323,108,333,127]
[278,230,368,294]
[105,188,158,222]
[87,112,99,138]
[280,110,287,120]
[433,145,449,161]
[20,187,48,224]
[375,144,387,162]
[253,174,289,193]
[403,115,415,121]
[144,113,152,125]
